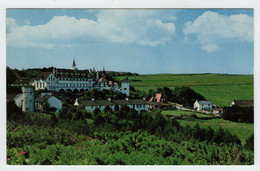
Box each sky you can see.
[6,9,254,74]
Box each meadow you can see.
[116,73,254,107]
[160,110,253,145]
[177,118,253,146]
[161,110,215,118]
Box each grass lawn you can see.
[177,118,254,145]
[115,73,253,107]
[161,110,214,118]
[191,84,253,107]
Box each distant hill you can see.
[115,73,254,107]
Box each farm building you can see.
[74,98,148,113]
[194,100,212,111]
[230,99,254,108]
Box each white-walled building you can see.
[35,93,62,112]
[30,60,129,96]
[8,87,35,112]
[121,78,130,96]
[193,100,212,111]
[74,98,148,113]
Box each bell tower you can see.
[72,59,77,71]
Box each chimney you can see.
[143,97,146,101]
[125,98,129,101]
[92,98,95,102]
[52,67,56,75]
[108,98,112,102]
[96,71,99,80]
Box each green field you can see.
[177,118,253,145]
[116,74,254,107]
[161,110,214,118]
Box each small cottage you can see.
[194,100,212,111]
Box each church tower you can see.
[21,87,35,112]
[121,77,130,96]
[72,59,77,71]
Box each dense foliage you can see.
[7,104,254,165]
[171,86,206,107]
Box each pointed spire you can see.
[72,59,77,70]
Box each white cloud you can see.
[183,11,253,52]
[7,10,176,48]
[201,44,218,52]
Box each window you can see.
[124,88,127,90]
[91,105,93,109]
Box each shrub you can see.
[245,134,254,151]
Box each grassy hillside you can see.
[177,118,253,146]
[116,74,253,107]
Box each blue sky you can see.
[6,9,253,74]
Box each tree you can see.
[245,134,254,151]
[42,100,57,113]
[114,104,120,111]
[171,86,205,107]
[6,67,17,86]
[161,87,173,101]
[104,105,113,114]
[7,100,23,120]
[120,105,130,113]
[59,106,69,120]
[93,108,101,115]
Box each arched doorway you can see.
[73,89,79,93]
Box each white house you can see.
[7,87,35,112]
[194,100,212,111]
[35,93,62,112]
[30,60,129,96]
[74,98,148,113]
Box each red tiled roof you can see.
[149,93,162,103]
[98,77,108,83]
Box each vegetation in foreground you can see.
[7,102,254,165]
[177,118,253,146]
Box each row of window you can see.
[58,83,89,87]
[47,76,92,82]
[36,82,46,89]
[58,78,90,81]
[59,72,85,76]
[90,104,146,109]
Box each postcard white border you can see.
[0,0,259,171]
